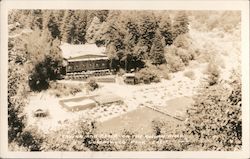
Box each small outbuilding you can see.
[59,96,97,112]
[123,73,136,85]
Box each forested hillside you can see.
[8,10,192,70]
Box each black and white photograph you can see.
[0,0,249,158]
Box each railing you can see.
[65,69,113,80]
[144,105,184,121]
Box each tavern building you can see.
[60,43,111,78]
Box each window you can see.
[75,64,79,70]
[68,66,72,71]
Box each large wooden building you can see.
[60,43,110,74]
[66,54,109,73]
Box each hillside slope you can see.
[189,25,241,81]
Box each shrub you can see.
[196,44,218,64]
[144,120,185,151]
[165,45,188,72]
[135,67,160,84]
[151,120,165,136]
[85,78,99,91]
[196,52,212,63]
[117,68,126,76]
[41,120,96,151]
[188,47,197,61]
[173,34,190,49]
[175,48,192,66]
[191,11,240,33]
[28,56,62,92]
[165,34,199,73]
[184,70,196,80]
[158,64,171,80]
[8,63,28,143]
[49,82,82,97]
[165,53,185,73]
[161,69,171,80]
[15,126,44,151]
[69,87,82,96]
[206,61,220,86]
[112,130,139,151]
[9,141,29,151]
[184,75,242,151]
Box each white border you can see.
[0,0,249,158]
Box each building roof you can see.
[93,94,123,105]
[67,55,108,62]
[123,73,135,77]
[60,43,107,59]
[64,98,96,108]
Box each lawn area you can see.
[96,106,182,135]
[155,96,194,120]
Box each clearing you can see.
[24,26,240,134]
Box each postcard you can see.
[0,0,249,158]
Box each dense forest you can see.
[8,10,242,151]
[8,10,191,68]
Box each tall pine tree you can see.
[137,11,158,58]
[86,16,102,44]
[172,11,189,40]
[158,13,173,46]
[61,10,76,43]
[74,10,87,44]
[47,11,61,39]
[149,29,166,65]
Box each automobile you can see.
[123,73,136,85]
[33,109,49,118]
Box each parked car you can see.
[33,109,49,118]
